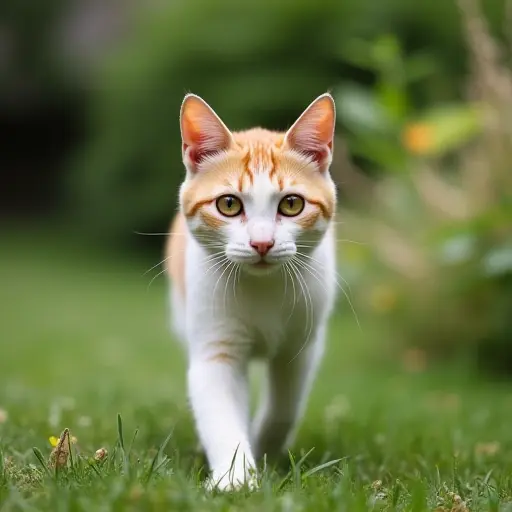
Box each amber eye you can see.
[216,195,243,217]
[278,195,305,217]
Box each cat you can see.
[166,93,338,490]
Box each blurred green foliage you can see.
[69,0,507,242]
[61,0,511,371]
[337,4,512,372]
[335,35,483,171]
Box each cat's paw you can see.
[206,470,258,492]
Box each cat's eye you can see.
[278,195,305,217]
[216,195,243,217]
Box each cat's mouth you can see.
[253,260,273,268]
[243,258,281,275]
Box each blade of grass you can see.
[277,471,292,491]
[0,448,5,484]
[296,447,315,470]
[288,450,302,489]
[67,431,74,472]
[88,460,103,478]
[146,428,174,483]
[302,458,343,479]
[32,448,51,477]
[117,413,129,477]
[117,413,125,451]
[128,428,139,457]
[392,479,402,508]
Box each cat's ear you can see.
[284,93,336,170]
[180,94,235,172]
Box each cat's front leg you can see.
[188,340,256,491]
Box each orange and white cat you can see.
[166,93,338,490]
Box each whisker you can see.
[283,262,297,323]
[143,256,170,277]
[134,231,223,244]
[211,259,233,312]
[145,248,225,275]
[233,264,241,307]
[295,251,353,294]
[289,260,312,339]
[298,239,367,245]
[295,254,361,331]
[223,262,237,312]
[281,265,288,311]
[287,260,314,363]
[145,250,226,290]
[146,267,168,291]
[202,256,230,280]
[134,231,172,236]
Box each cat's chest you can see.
[232,281,319,356]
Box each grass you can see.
[1,227,512,511]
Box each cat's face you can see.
[179,94,337,275]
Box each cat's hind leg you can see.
[251,331,325,460]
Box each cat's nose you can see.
[250,239,275,256]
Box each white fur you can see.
[169,172,337,491]
[171,93,337,491]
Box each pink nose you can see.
[250,239,274,256]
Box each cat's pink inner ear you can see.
[284,94,336,167]
[180,94,233,170]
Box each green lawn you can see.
[1,228,511,511]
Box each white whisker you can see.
[287,259,314,363]
[211,260,233,314]
[295,253,361,331]
[223,262,237,313]
[298,239,367,245]
[283,262,297,323]
[295,251,353,294]
[146,267,168,291]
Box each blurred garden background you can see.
[2,0,511,374]
[1,0,512,508]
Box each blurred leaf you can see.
[482,246,512,277]
[438,235,476,265]
[376,83,409,121]
[428,202,512,243]
[371,34,402,73]
[336,83,394,134]
[404,54,439,84]
[404,104,483,157]
[336,38,376,71]
[350,136,408,170]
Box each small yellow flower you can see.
[49,435,77,447]
[402,123,434,155]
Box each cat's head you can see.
[179,93,337,275]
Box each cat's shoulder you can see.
[166,213,187,298]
